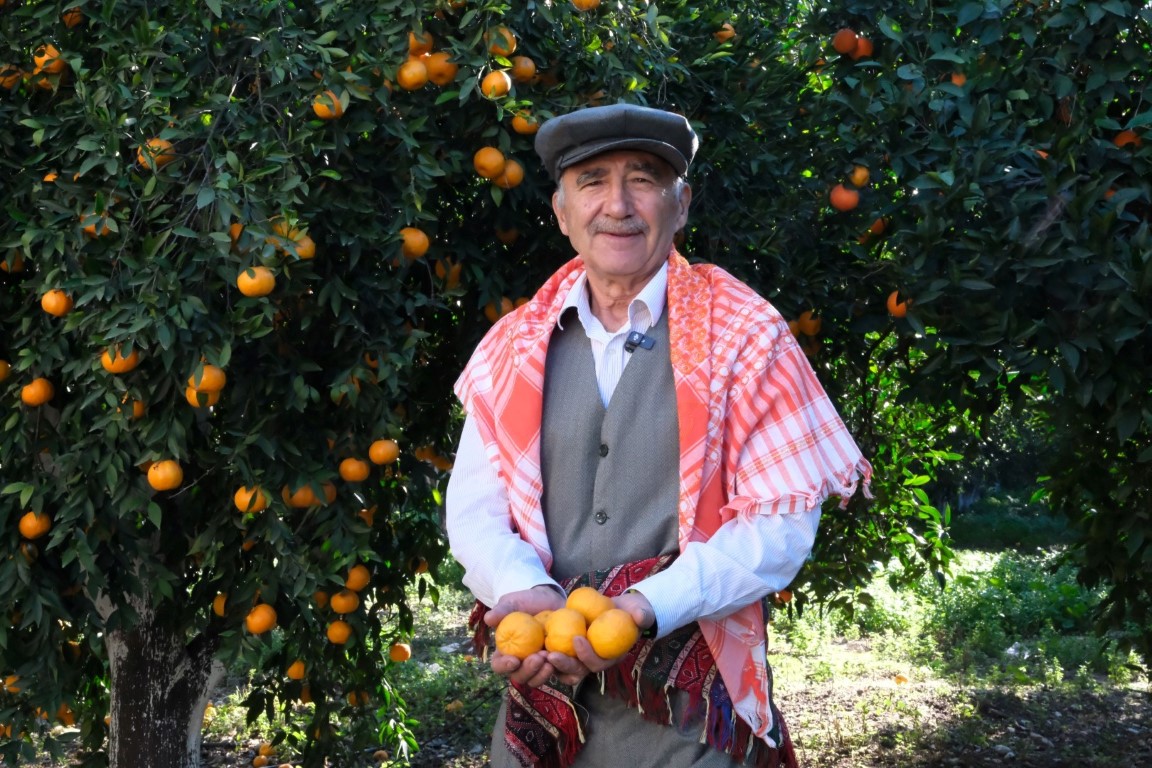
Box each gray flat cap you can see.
[534,103,699,181]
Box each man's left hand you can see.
[545,636,624,686]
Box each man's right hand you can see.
[485,585,566,687]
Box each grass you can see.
[13,500,1151,766]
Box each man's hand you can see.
[485,585,566,687]
[486,585,659,689]
[613,589,657,636]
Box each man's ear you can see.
[676,183,693,230]
[552,188,570,236]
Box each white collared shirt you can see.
[445,264,820,637]
[559,260,668,406]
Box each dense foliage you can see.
[0,0,1149,764]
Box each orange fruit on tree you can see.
[887,290,909,318]
[229,221,245,250]
[369,438,400,465]
[587,608,640,658]
[848,164,870,187]
[1,251,24,271]
[358,506,376,526]
[233,486,268,513]
[399,227,430,260]
[313,590,330,609]
[122,396,145,419]
[509,55,536,83]
[0,65,23,90]
[292,234,316,260]
[187,363,226,392]
[850,37,874,60]
[81,209,112,238]
[21,378,55,407]
[571,0,601,10]
[147,459,184,491]
[566,586,615,624]
[511,111,539,135]
[713,22,736,43]
[486,26,517,57]
[493,158,524,189]
[544,607,587,656]
[41,289,73,317]
[212,593,227,617]
[286,659,306,680]
[185,388,220,408]
[329,589,360,614]
[473,146,506,179]
[950,72,967,87]
[33,44,66,75]
[0,359,10,382]
[237,266,275,297]
[1113,129,1143,148]
[495,612,543,663]
[796,309,822,336]
[326,619,352,644]
[832,28,858,55]
[774,589,794,604]
[425,52,458,86]
[281,484,318,508]
[61,7,83,28]
[389,642,412,662]
[312,89,345,120]
[484,296,515,323]
[339,457,370,481]
[479,70,511,99]
[829,183,860,212]
[18,511,52,540]
[137,138,176,170]
[396,58,428,91]
[345,563,371,591]
[408,29,434,56]
[245,604,277,634]
[101,346,140,374]
[495,226,519,245]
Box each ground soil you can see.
[401,636,1152,768]
[13,631,1151,768]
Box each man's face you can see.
[551,149,691,286]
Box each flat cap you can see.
[534,103,699,181]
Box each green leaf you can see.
[196,186,216,210]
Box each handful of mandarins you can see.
[495,587,640,661]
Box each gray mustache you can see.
[592,220,648,236]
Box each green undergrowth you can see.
[771,548,1145,687]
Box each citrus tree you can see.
[781,0,1152,663]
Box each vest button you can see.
[594,510,608,525]
[599,443,609,457]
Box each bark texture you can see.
[106,606,223,768]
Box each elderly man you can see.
[446,103,870,768]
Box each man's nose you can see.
[603,179,635,216]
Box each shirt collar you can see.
[559,260,669,333]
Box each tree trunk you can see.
[106,605,224,768]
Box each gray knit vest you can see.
[539,309,680,581]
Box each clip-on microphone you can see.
[624,331,656,354]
